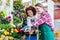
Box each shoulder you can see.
[42,12,50,16]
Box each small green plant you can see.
[13,0,24,12]
[0,11,11,24]
[0,11,5,17]
[0,24,13,30]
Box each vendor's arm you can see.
[32,13,51,26]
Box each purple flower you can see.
[19,14,23,18]
[16,11,20,14]
[6,16,11,21]
[8,16,11,18]
[11,11,14,14]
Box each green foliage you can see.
[0,11,10,24]
[13,0,26,27]
[8,32,22,39]
[11,11,23,27]
[11,10,26,27]
[0,24,13,30]
[0,17,10,24]
[12,0,27,28]
[0,11,5,17]
[13,0,24,12]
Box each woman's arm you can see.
[32,13,50,26]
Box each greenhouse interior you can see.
[0,0,60,40]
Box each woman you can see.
[32,3,54,40]
[22,6,37,40]
[26,6,38,33]
[22,6,37,31]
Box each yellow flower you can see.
[15,29,18,32]
[4,30,9,35]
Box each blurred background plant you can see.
[13,0,24,12]
[12,0,26,28]
[0,11,11,24]
[11,11,26,28]
[3,27,23,40]
[0,0,27,40]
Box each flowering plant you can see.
[0,11,11,24]
[11,11,26,27]
[3,27,24,39]
[13,0,24,12]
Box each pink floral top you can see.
[32,12,54,31]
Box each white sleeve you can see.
[27,18,33,27]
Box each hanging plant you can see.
[13,0,24,12]
[11,11,24,27]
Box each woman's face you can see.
[35,6,44,13]
[27,10,34,17]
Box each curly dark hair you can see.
[25,6,36,16]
